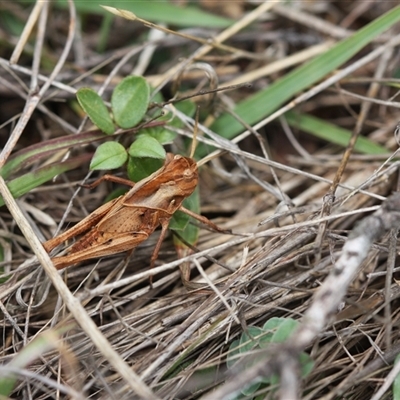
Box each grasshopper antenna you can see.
[162,82,252,108]
[190,107,200,159]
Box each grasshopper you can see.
[43,152,227,270]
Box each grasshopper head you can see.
[171,155,198,195]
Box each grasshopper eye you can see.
[183,169,193,177]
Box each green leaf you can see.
[173,216,199,244]
[260,317,291,347]
[241,380,262,396]
[207,6,400,155]
[226,320,314,394]
[262,317,286,332]
[239,327,263,353]
[171,188,200,261]
[170,189,199,231]
[270,319,299,343]
[138,127,177,145]
[285,111,387,154]
[128,135,166,159]
[76,88,114,134]
[111,76,150,129]
[299,352,314,378]
[169,209,190,231]
[227,339,241,369]
[127,156,164,182]
[90,142,128,170]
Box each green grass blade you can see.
[56,0,232,28]
[210,6,400,143]
[0,131,106,180]
[285,111,388,154]
[0,155,91,207]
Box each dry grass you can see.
[1,1,400,399]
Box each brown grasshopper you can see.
[43,153,227,270]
